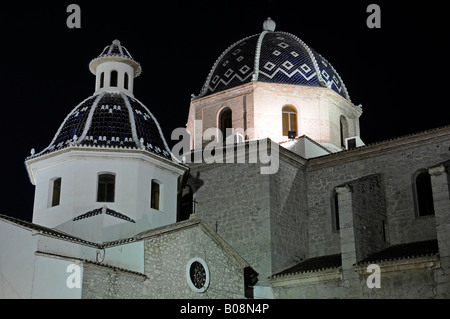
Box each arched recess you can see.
[218,107,232,142]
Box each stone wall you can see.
[306,132,450,258]
[187,146,310,285]
[81,220,250,299]
[347,174,388,261]
[269,155,309,274]
[271,258,439,299]
[188,161,272,283]
[82,265,146,299]
[143,221,247,299]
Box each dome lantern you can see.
[89,39,142,96]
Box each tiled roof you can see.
[272,240,439,278]
[0,213,137,248]
[272,254,342,278]
[27,92,173,161]
[357,240,439,265]
[194,27,350,101]
[0,214,100,247]
[35,251,147,279]
[73,206,135,223]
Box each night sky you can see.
[1,1,448,222]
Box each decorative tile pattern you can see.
[31,93,172,160]
[194,31,350,102]
[73,206,136,223]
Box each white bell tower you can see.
[25,40,187,244]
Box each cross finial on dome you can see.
[263,17,276,31]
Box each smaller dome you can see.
[89,39,142,77]
[30,92,172,161]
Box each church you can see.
[1,18,449,299]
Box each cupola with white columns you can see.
[90,39,141,97]
[25,40,187,244]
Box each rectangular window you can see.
[332,191,340,231]
[282,113,289,136]
[97,174,115,202]
[151,180,160,210]
[289,113,297,133]
[51,178,62,207]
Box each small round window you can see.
[186,258,210,293]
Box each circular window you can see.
[186,258,210,293]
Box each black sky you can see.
[1,1,448,222]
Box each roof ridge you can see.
[278,31,326,87]
[73,206,136,223]
[193,33,260,100]
[0,213,101,247]
[252,31,268,82]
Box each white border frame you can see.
[186,257,210,293]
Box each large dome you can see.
[193,18,351,102]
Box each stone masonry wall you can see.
[272,263,439,299]
[81,222,248,299]
[82,265,146,299]
[143,223,246,299]
[269,156,309,274]
[347,174,388,261]
[306,136,450,258]
[188,161,272,284]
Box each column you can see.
[336,185,362,297]
[429,165,450,298]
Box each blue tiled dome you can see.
[30,92,172,160]
[29,40,173,162]
[194,20,351,101]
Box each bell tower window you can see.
[100,72,105,89]
[151,180,161,210]
[124,72,129,90]
[219,108,232,142]
[97,173,115,202]
[51,178,62,207]
[282,105,297,137]
[110,70,118,87]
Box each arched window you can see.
[282,105,297,137]
[414,171,435,217]
[110,70,118,87]
[151,180,161,210]
[100,72,105,89]
[51,178,62,207]
[219,108,232,141]
[124,72,129,90]
[97,173,115,202]
[340,116,349,148]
